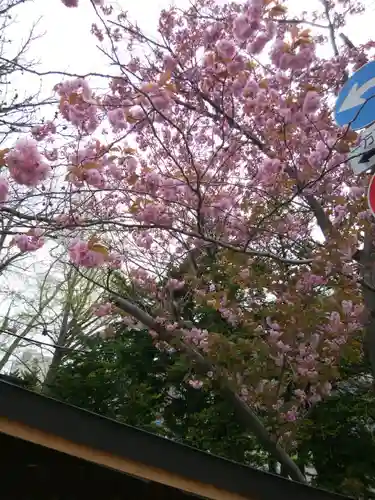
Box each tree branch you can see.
[111,294,306,483]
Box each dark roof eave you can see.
[0,380,351,500]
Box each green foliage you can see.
[52,329,169,432]
[298,378,375,498]
[51,326,265,468]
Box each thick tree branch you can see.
[111,294,306,483]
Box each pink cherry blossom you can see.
[341,300,353,315]
[85,169,105,188]
[285,408,298,422]
[233,15,258,42]
[0,177,8,202]
[68,240,106,268]
[108,108,127,132]
[163,54,177,71]
[216,39,236,60]
[302,91,320,115]
[13,231,44,252]
[31,121,56,141]
[188,379,203,389]
[247,34,270,54]
[93,302,112,317]
[6,138,51,187]
[55,79,98,133]
[108,252,123,269]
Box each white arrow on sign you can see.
[339,77,375,112]
[349,122,375,174]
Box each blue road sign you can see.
[335,60,375,131]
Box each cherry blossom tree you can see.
[4,0,375,482]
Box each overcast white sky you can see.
[1,0,374,374]
[10,0,375,91]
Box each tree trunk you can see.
[360,223,375,381]
[42,302,71,395]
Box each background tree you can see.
[0,0,64,373]
[298,358,375,498]
[0,259,64,375]
[1,257,110,386]
[51,325,267,470]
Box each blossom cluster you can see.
[6,138,51,187]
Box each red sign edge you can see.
[367,173,375,216]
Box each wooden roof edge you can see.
[0,379,352,500]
